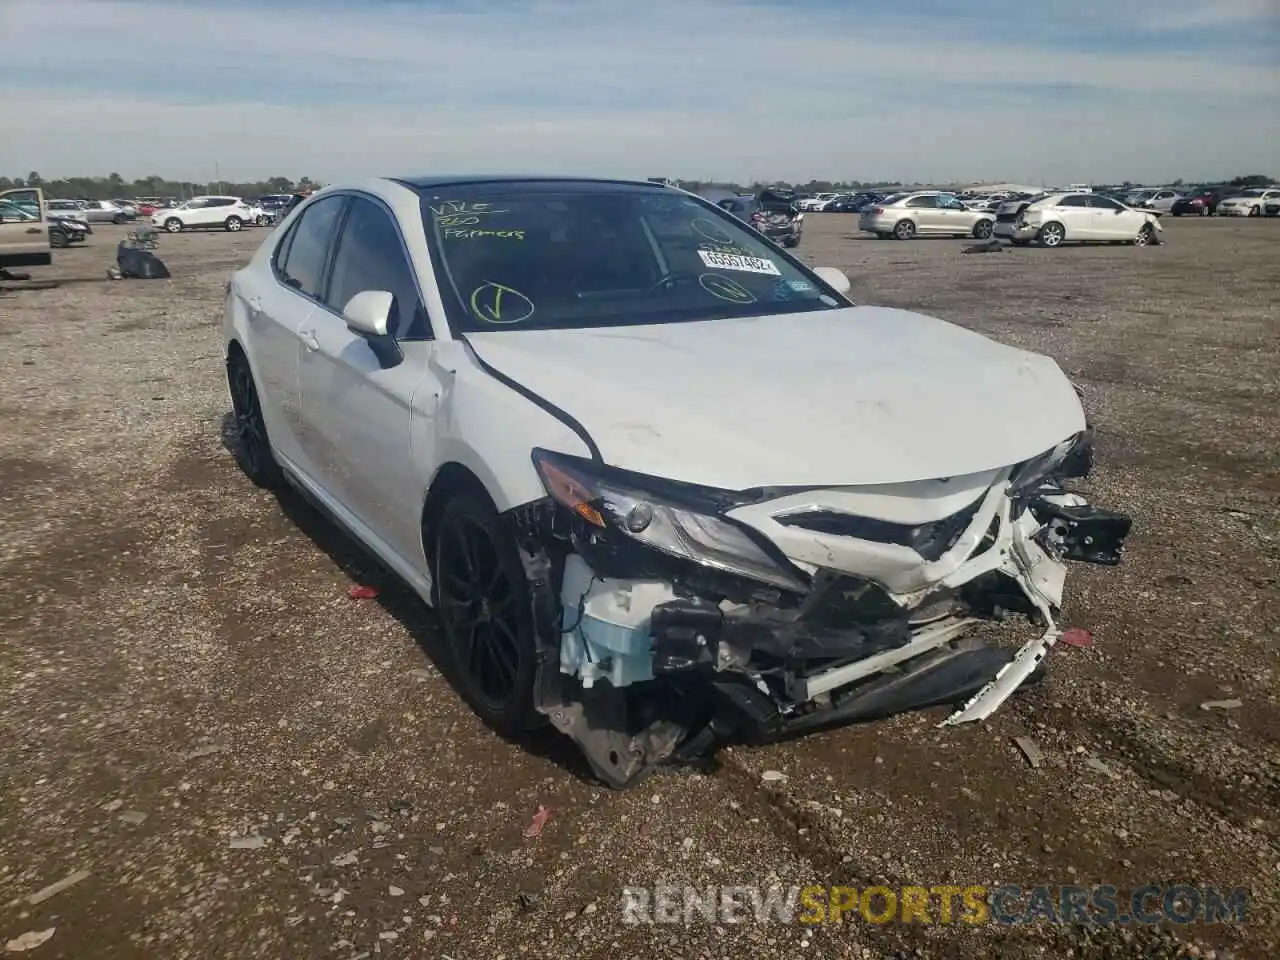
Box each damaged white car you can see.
[222,175,1132,788]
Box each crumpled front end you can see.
[509,432,1131,788]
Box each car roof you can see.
[388,174,668,193]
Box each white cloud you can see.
[1,0,1276,183]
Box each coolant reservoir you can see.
[559,554,676,689]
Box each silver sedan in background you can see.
[859,191,996,240]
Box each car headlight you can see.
[531,448,807,592]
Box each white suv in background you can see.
[152,196,256,233]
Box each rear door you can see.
[1054,194,1093,238]
[0,188,50,264]
[245,193,347,477]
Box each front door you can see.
[0,188,49,265]
[297,194,439,565]
[1087,195,1130,238]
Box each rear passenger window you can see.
[325,196,431,340]
[277,196,345,298]
[906,195,936,208]
[1059,195,1089,207]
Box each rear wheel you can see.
[1037,222,1065,247]
[226,352,282,489]
[433,492,539,735]
[893,219,916,240]
[112,213,127,225]
[972,219,994,240]
[1249,205,1260,217]
[225,216,243,232]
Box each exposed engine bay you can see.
[507,428,1132,789]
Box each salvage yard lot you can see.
[1,215,1277,959]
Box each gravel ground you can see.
[1,215,1276,960]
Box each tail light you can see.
[869,206,885,215]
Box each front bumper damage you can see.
[509,432,1131,788]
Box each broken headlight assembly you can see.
[531,448,808,593]
[1011,429,1093,495]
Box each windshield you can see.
[421,183,845,334]
[1238,188,1268,197]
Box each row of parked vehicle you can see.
[1114,184,1280,217]
[35,193,309,236]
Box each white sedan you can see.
[222,175,1132,788]
[1217,188,1280,217]
[994,192,1163,247]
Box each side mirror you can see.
[342,290,393,337]
[812,266,851,295]
[342,290,402,368]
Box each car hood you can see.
[465,306,1086,489]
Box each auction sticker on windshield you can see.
[697,250,782,275]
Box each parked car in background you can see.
[111,199,140,218]
[712,188,804,248]
[994,193,1162,247]
[823,192,884,213]
[1171,187,1227,216]
[257,194,294,223]
[241,200,267,226]
[221,173,1130,788]
[48,214,89,248]
[76,200,132,224]
[797,193,837,211]
[859,191,995,240]
[1135,189,1182,213]
[152,195,257,232]
[0,188,52,268]
[1217,187,1280,217]
[42,199,93,234]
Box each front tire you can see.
[893,219,916,240]
[1134,223,1157,246]
[225,216,243,232]
[50,231,68,248]
[433,492,539,736]
[972,219,994,240]
[1037,222,1065,247]
[226,352,282,489]
[164,217,183,233]
[112,213,127,225]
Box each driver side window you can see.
[325,196,432,340]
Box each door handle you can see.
[26,227,42,234]
[300,329,320,352]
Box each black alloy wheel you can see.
[434,493,539,734]
[226,353,281,488]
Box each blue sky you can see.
[1,0,1276,184]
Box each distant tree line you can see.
[0,171,323,200]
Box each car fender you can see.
[418,341,595,513]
